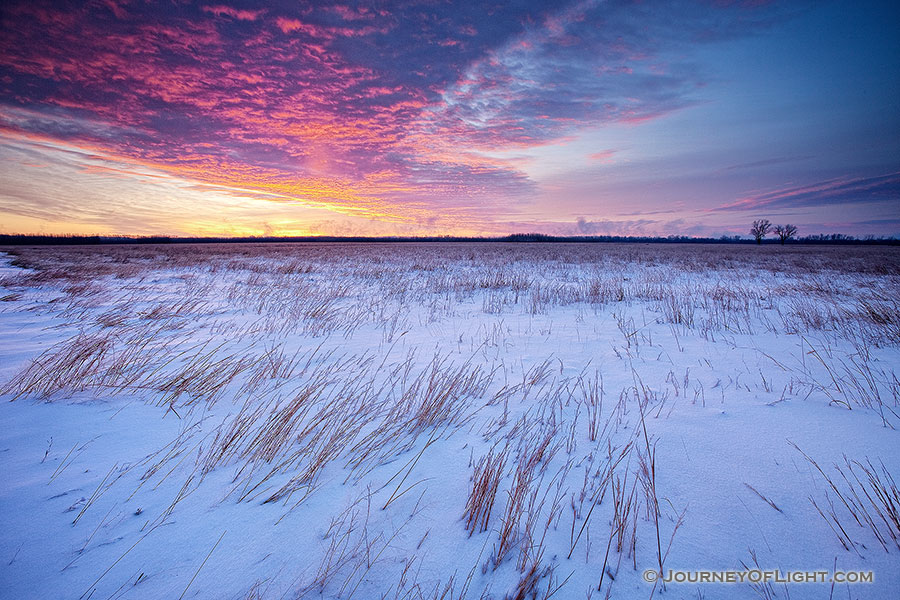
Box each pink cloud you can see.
[588,150,616,163]
[327,5,384,21]
[202,5,264,21]
[275,17,325,36]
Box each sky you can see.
[1,0,898,238]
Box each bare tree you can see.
[750,219,771,244]
[774,224,798,245]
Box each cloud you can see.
[715,171,900,211]
[202,5,264,21]
[854,218,900,226]
[575,216,659,236]
[588,150,616,163]
[0,0,816,229]
[721,155,814,171]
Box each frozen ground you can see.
[0,242,897,600]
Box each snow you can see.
[0,243,897,600]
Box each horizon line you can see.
[1,233,897,246]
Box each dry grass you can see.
[793,443,899,554]
[464,445,508,535]
[1,242,898,599]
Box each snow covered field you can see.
[0,242,897,600]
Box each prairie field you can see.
[1,242,898,600]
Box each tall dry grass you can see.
[1,242,898,599]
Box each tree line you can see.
[0,231,896,246]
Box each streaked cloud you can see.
[715,172,900,212]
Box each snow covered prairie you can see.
[0,243,897,600]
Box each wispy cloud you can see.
[202,5,264,21]
[588,150,617,163]
[714,172,900,211]
[720,155,814,171]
